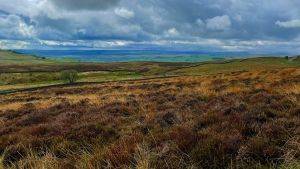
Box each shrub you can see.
[60,70,79,84]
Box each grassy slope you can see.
[170,57,300,76]
[0,50,57,65]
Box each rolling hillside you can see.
[0,67,299,169]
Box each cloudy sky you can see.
[1,0,300,54]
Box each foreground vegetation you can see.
[1,66,299,168]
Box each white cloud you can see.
[0,14,36,39]
[276,19,300,28]
[39,40,78,46]
[196,19,205,27]
[92,40,131,48]
[114,8,135,19]
[166,28,179,36]
[38,39,132,49]
[18,22,35,37]
[0,40,29,49]
[206,15,231,30]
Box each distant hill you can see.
[0,50,55,65]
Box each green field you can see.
[0,50,299,93]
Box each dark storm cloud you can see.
[49,0,120,11]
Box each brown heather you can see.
[0,68,299,169]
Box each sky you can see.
[0,0,300,54]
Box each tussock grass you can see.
[0,67,299,169]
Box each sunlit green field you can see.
[0,71,142,91]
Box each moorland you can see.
[0,50,299,169]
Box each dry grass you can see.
[0,67,299,169]
[0,102,23,111]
